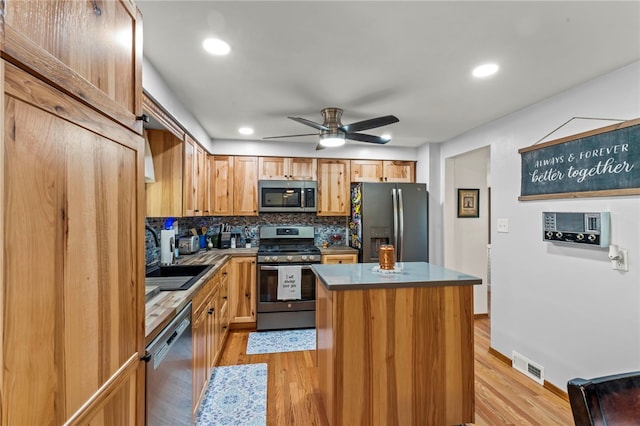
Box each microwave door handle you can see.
[392,188,398,250]
[398,188,404,262]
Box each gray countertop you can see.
[311,261,482,290]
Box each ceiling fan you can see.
[263,107,399,150]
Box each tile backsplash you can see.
[145,214,348,266]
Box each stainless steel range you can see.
[256,226,320,331]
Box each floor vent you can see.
[512,351,544,385]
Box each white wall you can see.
[444,147,490,314]
[142,59,212,150]
[439,61,640,389]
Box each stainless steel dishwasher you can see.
[145,302,193,426]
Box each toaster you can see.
[178,236,200,254]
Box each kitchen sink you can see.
[145,264,214,291]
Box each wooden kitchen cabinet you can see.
[145,129,184,217]
[383,160,415,182]
[350,159,384,182]
[210,155,234,216]
[217,263,230,349]
[351,160,415,183]
[3,0,143,134]
[208,155,257,217]
[258,156,317,180]
[183,134,197,216]
[322,253,358,264]
[191,264,231,416]
[3,61,144,425]
[192,293,211,416]
[229,256,257,327]
[233,156,259,216]
[144,103,210,218]
[317,159,351,216]
[183,136,209,216]
[2,2,144,423]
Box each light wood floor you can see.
[217,318,573,425]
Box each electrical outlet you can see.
[612,248,629,271]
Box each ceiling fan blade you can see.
[345,132,391,144]
[262,133,319,140]
[340,115,399,133]
[288,116,330,131]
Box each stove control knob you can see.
[287,256,293,261]
[301,255,308,261]
[308,255,315,261]
[272,256,278,261]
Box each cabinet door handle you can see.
[208,308,214,315]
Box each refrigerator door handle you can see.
[398,188,404,261]
[392,188,398,250]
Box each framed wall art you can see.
[457,188,479,218]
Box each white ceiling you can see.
[137,1,640,148]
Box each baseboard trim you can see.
[488,346,512,366]
[488,346,569,401]
[544,380,569,402]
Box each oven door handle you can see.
[259,265,314,271]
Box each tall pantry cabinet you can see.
[1,1,145,425]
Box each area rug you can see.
[246,328,316,355]
[195,363,267,426]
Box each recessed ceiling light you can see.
[238,127,254,135]
[472,63,499,78]
[203,38,231,56]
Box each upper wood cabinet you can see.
[3,0,143,134]
[233,156,259,216]
[144,94,211,218]
[145,130,184,217]
[383,160,415,182]
[258,157,317,180]
[210,156,234,216]
[351,160,384,182]
[183,136,209,216]
[183,136,197,216]
[351,160,415,183]
[317,159,351,216]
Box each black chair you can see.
[567,371,640,425]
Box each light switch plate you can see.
[497,218,509,233]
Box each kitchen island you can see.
[312,262,482,426]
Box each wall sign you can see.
[519,118,640,200]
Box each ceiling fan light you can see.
[319,136,345,147]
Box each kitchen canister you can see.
[378,244,395,270]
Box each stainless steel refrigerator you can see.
[349,182,428,263]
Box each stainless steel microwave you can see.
[258,180,317,213]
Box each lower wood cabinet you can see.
[322,253,358,264]
[192,263,230,417]
[229,256,257,327]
